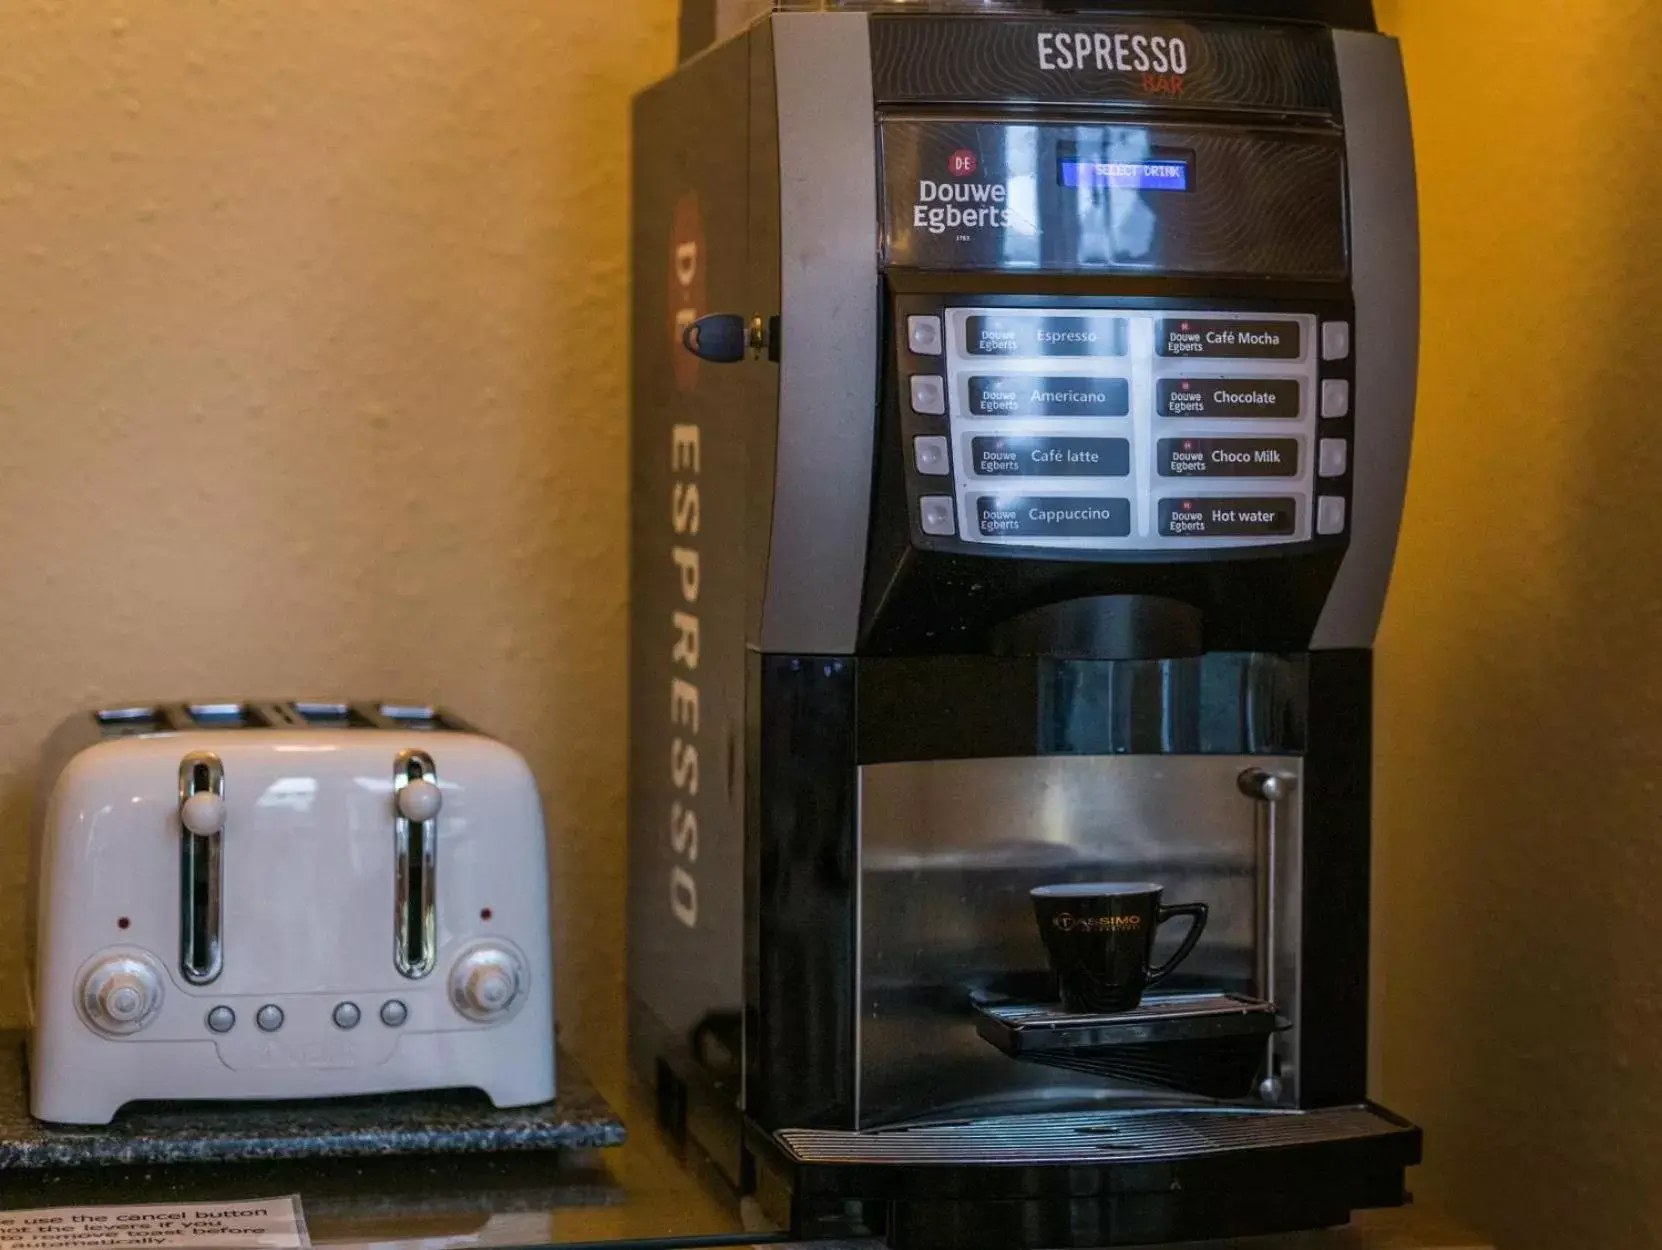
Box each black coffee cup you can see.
[1031,882,1209,1014]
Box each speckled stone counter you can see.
[0,1033,624,1171]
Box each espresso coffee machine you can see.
[629,2,1420,1245]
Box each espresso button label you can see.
[970,375,1131,418]
[1159,497,1297,537]
[965,315,1128,357]
[1157,319,1302,360]
[972,437,1132,478]
[1158,377,1301,418]
[1158,438,1300,478]
[977,496,1132,539]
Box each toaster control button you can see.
[332,1001,361,1030]
[380,999,409,1027]
[79,955,164,1036]
[449,942,527,1023]
[255,1004,284,1032]
[206,1006,236,1033]
[180,791,227,837]
[396,778,443,824]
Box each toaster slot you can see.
[291,701,375,728]
[95,706,167,738]
[393,749,439,979]
[182,702,273,729]
[177,752,226,986]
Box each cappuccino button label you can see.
[1158,377,1301,418]
[1157,318,1303,360]
[1158,437,1300,478]
[1159,497,1297,538]
[964,315,1128,357]
[971,436,1131,478]
[969,375,1131,418]
[976,496,1132,539]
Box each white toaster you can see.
[28,701,555,1125]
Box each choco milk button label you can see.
[1157,319,1303,360]
[977,496,1132,539]
[972,436,1131,478]
[1158,437,1299,478]
[1159,497,1297,538]
[1158,377,1301,418]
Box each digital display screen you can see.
[1059,152,1192,193]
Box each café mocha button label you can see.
[977,496,1132,539]
[1159,497,1297,538]
[1158,437,1300,478]
[1159,377,1301,418]
[965,315,1128,358]
[972,436,1132,478]
[970,376,1131,418]
[1157,319,1302,360]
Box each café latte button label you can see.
[1159,496,1297,538]
[970,375,1131,418]
[1156,319,1303,360]
[1158,377,1301,418]
[964,315,1128,358]
[1157,437,1300,478]
[977,496,1132,539]
[972,436,1131,478]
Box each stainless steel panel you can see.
[1315,32,1419,648]
[762,14,879,656]
[857,754,1303,1127]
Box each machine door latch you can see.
[681,313,778,363]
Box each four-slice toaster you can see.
[28,701,555,1125]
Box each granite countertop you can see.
[0,1032,624,1172]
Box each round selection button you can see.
[332,1001,361,1030]
[380,999,408,1027]
[255,1004,284,1032]
[206,1006,236,1033]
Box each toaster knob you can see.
[396,778,442,824]
[79,955,164,1036]
[448,942,526,1022]
[180,791,226,837]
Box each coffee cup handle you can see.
[1146,902,1209,987]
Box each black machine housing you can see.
[630,4,1421,1246]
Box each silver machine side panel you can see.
[1315,33,1420,649]
[762,14,879,656]
[857,755,1303,1129]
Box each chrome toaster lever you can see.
[178,752,225,985]
[393,750,440,979]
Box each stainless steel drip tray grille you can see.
[777,1104,1408,1169]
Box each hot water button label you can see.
[964,316,1128,357]
[972,436,1132,477]
[1158,438,1300,478]
[977,496,1132,538]
[1159,497,1297,537]
[1158,378,1301,418]
[1157,319,1302,359]
[970,375,1131,417]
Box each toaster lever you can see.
[178,752,225,985]
[393,750,439,979]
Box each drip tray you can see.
[974,993,1286,1099]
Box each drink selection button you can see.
[1321,379,1351,418]
[907,315,943,356]
[1318,438,1349,478]
[1317,496,1348,535]
[1158,377,1301,419]
[1322,321,1352,361]
[1159,497,1297,538]
[970,375,1130,418]
[910,375,946,416]
[1157,318,1303,360]
[913,436,951,476]
[919,495,957,537]
[971,436,1131,478]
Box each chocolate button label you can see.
[1158,377,1301,418]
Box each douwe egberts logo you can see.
[913,146,1011,238]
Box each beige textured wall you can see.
[1373,3,1662,1247]
[0,1,678,1090]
